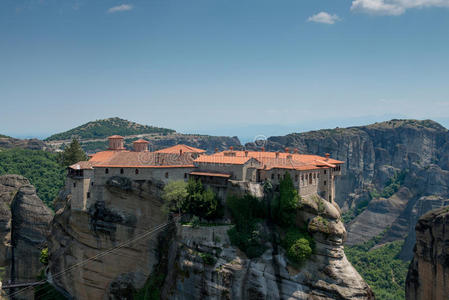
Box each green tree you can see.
[40,247,49,265]
[60,138,87,167]
[272,172,299,227]
[288,238,312,264]
[162,180,188,214]
[182,179,221,220]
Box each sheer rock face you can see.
[0,175,53,291]
[406,207,449,300]
[248,120,449,254]
[165,198,373,300]
[48,179,168,299]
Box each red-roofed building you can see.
[66,136,343,211]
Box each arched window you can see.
[105,168,109,174]
[309,173,312,184]
[73,182,76,188]
[295,174,298,181]
[271,174,274,180]
[165,172,169,178]
[120,168,124,174]
[135,169,139,175]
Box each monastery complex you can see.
[67,135,343,211]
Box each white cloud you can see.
[307,12,341,24]
[107,4,133,13]
[351,0,449,15]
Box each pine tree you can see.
[60,138,87,167]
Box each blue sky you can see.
[1,0,448,141]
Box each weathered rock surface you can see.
[48,178,168,299]
[0,137,46,150]
[165,197,373,300]
[406,207,449,300]
[0,175,53,297]
[247,120,449,253]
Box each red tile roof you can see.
[133,139,149,144]
[194,155,253,165]
[155,144,206,154]
[108,135,124,139]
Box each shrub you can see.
[182,179,222,220]
[199,252,216,265]
[288,238,312,264]
[162,180,187,214]
[40,247,49,265]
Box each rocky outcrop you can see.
[0,137,46,150]
[406,207,449,300]
[165,196,373,299]
[48,178,168,299]
[0,175,53,297]
[247,120,449,253]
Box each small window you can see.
[165,172,169,178]
[120,168,124,174]
[329,195,332,201]
[309,173,312,184]
[271,174,274,180]
[105,168,109,174]
[324,170,326,175]
[87,192,90,198]
[277,174,280,179]
[317,173,320,178]
[135,169,139,175]
[313,173,316,179]
[73,182,76,188]
[295,174,298,181]
[91,182,94,186]
[324,180,327,186]
[184,173,187,179]
[301,175,304,181]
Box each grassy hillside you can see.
[0,134,10,138]
[45,117,175,141]
[345,234,409,300]
[0,148,65,207]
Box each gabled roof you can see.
[155,144,206,154]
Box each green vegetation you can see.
[199,252,216,265]
[134,271,165,300]
[227,194,267,258]
[0,134,10,138]
[345,236,409,300]
[45,117,175,141]
[271,173,299,227]
[281,227,314,265]
[40,247,49,265]
[182,179,222,220]
[162,180,188,214]
[0,148,65,207]
[59,138,88,167]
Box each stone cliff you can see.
[48,178,372,299]
[0,175,53,298]
[248,120,449,257]
[0,137,46,150]
[406,206,449,300]
[164,196,373,300]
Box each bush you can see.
[162,180,188,214]
[227,194,267,258]
[288,238,312,264]
[182,179,222,220]
[281,227,314,265]
[40,247,49,265]
[199,252,216,265]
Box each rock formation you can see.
[165,195,373,300]
[247,119,449,256]
[0,137,46,150]
[406,207,449,300]
[48,178,168,299]
[0,175,53,298]
[48,176,373,299]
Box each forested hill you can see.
[45,117,175,141]
[0,134,11,138]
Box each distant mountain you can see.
[0,134,11,138]
[45,117,176,141]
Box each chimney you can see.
[215,148,218,153]
[275,152,279,158]
[180,149,183,155]
[245,150,249,157]
[132,139,149,152]
[229,146,234,151]
[294,148,299,154]
[261,147,265,152]
[108,135,125,150]
[325,153,330,160]
[285,147,289,153]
